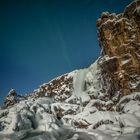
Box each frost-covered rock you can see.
[0,0,140,140]
[97,0,140,97]
[4,89,26,107]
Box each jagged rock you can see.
[4,89,26,107]
[97,0,140,97]
[1,1,140,139]
[28,72,74,102]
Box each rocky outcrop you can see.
[4,73,75,107]
[1,2,140,139]
[97,0,140,97]
[4,89,26,107]
[29,72,75,101]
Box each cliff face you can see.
[4,0,140,107]
[97,0,140,97]
[1,1,140,140]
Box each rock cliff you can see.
[97,0,140,97]
[1,1,140,140]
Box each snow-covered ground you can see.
[0,60,140,140]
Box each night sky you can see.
[0,0,132,103]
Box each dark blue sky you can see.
[0,0,132,102]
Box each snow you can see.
[121,59,131,65]
[123,100,140,113]
[81,94,90,104]
[120,113,140,127]
[118,92,140,104]
[0,60,140,140]
[0,96,140,140]
[136,5,140,15]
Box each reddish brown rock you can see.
[97,0,140,97]
[29,73,74,101]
